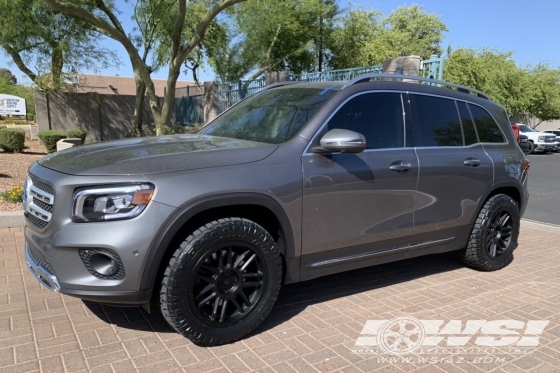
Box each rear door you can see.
[407,94,493,257]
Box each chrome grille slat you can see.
[25,177,55,229]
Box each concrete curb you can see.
[0,210,25,229]
[521,218,560,234]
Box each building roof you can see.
[77,74,197,96]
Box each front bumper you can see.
[535,143,556,151]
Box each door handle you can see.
[464,157,481,167]
[390,161,412,173]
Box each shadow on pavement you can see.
[82,250,467,339]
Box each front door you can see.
[301,92,418,279]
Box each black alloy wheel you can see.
[189,243,266,327]
[485,210,513,258]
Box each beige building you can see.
[77,74,196,96]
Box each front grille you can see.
[24,212,48,229]
[27,244,54,275]
[31,177,54,195]
[33,197,53,213]
[25,177,55,230]
[545,136,556,143]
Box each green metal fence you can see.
[217,79,267,114]
[203,57,445,116]
[286,65,384,82]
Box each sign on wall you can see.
[0,94,27,116]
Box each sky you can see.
[2,0,559,84]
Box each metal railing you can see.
[287,65,384,82]
[217,78,267,114]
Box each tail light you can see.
[522,158,530,172]
[511,123,520,142]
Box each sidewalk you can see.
[1,222,559,373]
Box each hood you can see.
[38,135,278,176]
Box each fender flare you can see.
[470,179,525,226]
[139,192,298,291]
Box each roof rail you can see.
[341,73,490,100]
[262,81,305,91]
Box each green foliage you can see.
[0,128,26,153]
[0,68,16,84]
[0,185,24,203]
[0,0,119,91]
[38,130,66,153]
[66,129,87,144]
[444,48,560,128]
[329,5,447,69]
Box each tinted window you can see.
[469,104,505,143]
[411,94,463,147]
[457,101,478,145]
[200,88,336,144]
[326,93,404,149]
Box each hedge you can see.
[0,128,26,153]
[38,130,67,153]
[66,129,87,144]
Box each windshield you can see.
[518,125,534,133]
[200,88,336,144]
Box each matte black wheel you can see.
[160,218,282,345]
[459,194,520,271]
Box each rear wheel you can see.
[160,218,282,346]
[459,194,520,271]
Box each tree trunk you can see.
[157,61,182,136]
[132,78,146,135]
[51,47,63,91]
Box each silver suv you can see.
[23,74,530,345]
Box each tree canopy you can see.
[0,0,119,91]
[445,48,560,128]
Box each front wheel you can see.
[528,141,535,154]
[160,218,283,345]
[459,194,520,271]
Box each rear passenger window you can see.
[457,101,478,145]
[410,94,463,147]
[326,93,404,149]
[469,104,505,143]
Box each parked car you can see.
[518,134,530,153]
[515,123,556,153]
[23,74,530,346]
[543,130,560,152]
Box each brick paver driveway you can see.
[1,221,559,373]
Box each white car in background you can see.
[516,123,557,153]
[543,130,560,152]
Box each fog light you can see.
[79,248,125,280]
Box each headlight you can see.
[538,136,545,141]
[72,184,155,222]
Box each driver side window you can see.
[326,93,405,149]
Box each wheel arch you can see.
[471,181,524,226]
[140,193,299,294]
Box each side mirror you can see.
[318,129,366,153]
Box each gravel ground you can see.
[0,140,47,211]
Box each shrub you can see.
[0,128,26,152]
[38,130,67,153]
[0,185,23,203]
[66,129,87,144]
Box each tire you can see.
[459,194,520,271]
[528,141,535,154]
[160,218,282,346]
